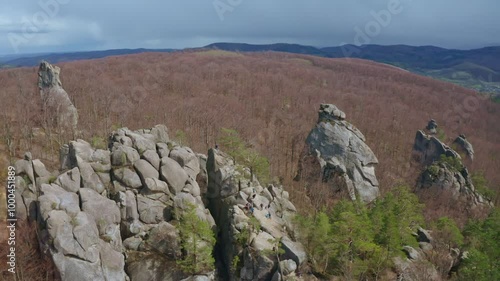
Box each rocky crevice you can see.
[205,148,306,280]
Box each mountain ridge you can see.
[2,43,499,94]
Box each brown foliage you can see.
[0,50,499,205]
[416,188,490,227]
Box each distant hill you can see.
[204,42,326,56]
[0,48,175,68]
[1,43,499,94]
[205,43,500,94]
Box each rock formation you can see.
[15,124,306,281]
[453,134,474,160]
[296,104,380,203]
[38,61,78,133]
[426,119,438,135]
[207,148,306,280]
[413,129,460,166]
[412,123,492,208]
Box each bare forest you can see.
[1,50,499,209]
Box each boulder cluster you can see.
[14,125,306,281]
[296,104,380,203]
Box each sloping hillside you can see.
[1,50,499,206]
[209,43,500,93]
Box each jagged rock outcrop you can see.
[38,61,78,132]
[453,134,474,160]
[296,104,380,203]
[419,162,490,206]
[15,125,217,281]
[15,124,305,281]
[412,125,492,208]
[207,148,306,280]
[413,130,461,166]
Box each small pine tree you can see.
[459,208,500,280]
[218,128,245,162]
[218,127,271,183]
[177,203,216,274]
[175,129,188,146]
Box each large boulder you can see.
[113,167,142,189]
[160,157,188,194]
[55,167,81,193]
[37,183,125,281]
[296,104,380,203]
[142,149,161,170]
[453,134,474,160]
[134,159,159,184]
[169,146,200,180]
[139,222,180,258]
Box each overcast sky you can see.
[0,0,499,55]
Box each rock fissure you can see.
[205,148,305,280]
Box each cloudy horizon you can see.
[1,0,499,55]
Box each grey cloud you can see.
[0,0,498,54]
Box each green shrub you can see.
[218,128,271,184]
[294,185,424,279]
[459,208,500,280]
[231,255,241,273]
[177,203,216,274]
[236,227,251,247]
[175,130,188,146]
[48,175,57,184]
[91,135,107,149]
[427,164,440,177]
[437,128,447,142]
[438,154,463,172]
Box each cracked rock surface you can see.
[297,104,380,203]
